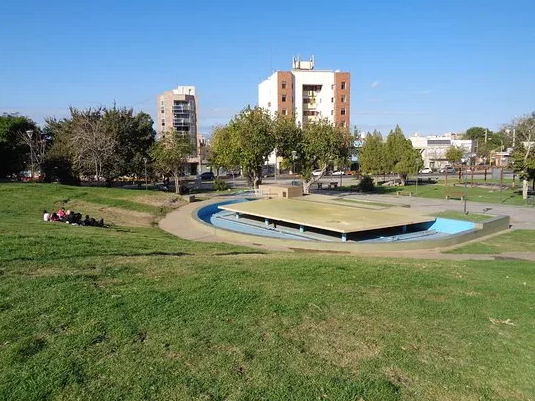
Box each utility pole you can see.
[463,167,468,214]
[143,157,148,190]
[26,130,35,179]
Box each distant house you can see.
[409,133,475,169]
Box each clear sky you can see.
[1,0,533,137]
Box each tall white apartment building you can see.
[258,56,350,129]
[157,85,200,174]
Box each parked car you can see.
[312,169,323,177]
[331,170,345,176]
[200,171,215,180]
[439,166,456,173]
[419,167,433,174]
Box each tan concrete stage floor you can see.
[219,197,434,234]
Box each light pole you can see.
[26,130,34,179]
[143,157,148,191]
[291,150,297,175]
[415,163,419,195]
[463,166,468,214]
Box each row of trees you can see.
[464,114,535,195]
[358,126,423,185]
[509,113,535,196]
[209,106,350,193]
[1,107,156,185]
[0,114,40,179]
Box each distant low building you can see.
[409,132,475,169]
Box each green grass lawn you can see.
[431,211,493,223]
[1,183,534,400]
[380,183,529,206]
[446,229,535,254]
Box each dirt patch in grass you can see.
[131,193,185,209]
[289,318,381,368]
[57,200,155,227]
[98,206,154,226]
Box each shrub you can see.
[213,177,228,191]
[357,175,375,192]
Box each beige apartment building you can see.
[157,86,200,174]
[258,56,350,129]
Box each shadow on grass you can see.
[213,251,267,256]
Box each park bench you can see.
[328,182,338,189]
[445,191,465,200]
[396,191,413,197]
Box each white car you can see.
[331,170,345,176]
[439,166,456,173]
[419,168,433,174]
[312,169,323,177]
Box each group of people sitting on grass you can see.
[43,208,105,227]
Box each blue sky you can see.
[1,0,533,136]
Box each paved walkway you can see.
[159,194,535,261]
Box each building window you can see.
[161,108,165,113]
[282,95,287,102]
[282,80,287,89]
[341,108,346,115]
[341,82,346,90]
[331,97,334,103]
[340,121,346,128]
[331,110,334,115]
[331,84,334,90]
[341,95,346,103]
[282,108,288,116]
[268,102,271,107]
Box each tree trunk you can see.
[173,174,180,194]
[400,174,407,186]
[522,179,528,200]
[303,180,313,194]
[253,174,261,190]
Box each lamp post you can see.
[143,157,148,191]
[26,130,34,179]
[463,166,468,214]
[291,150,297,175]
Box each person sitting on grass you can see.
[57,208,66,221]
[50,212,60,222]
[43,210,50,221]
[73,212,83,225]
[82,215,91,226]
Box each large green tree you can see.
[44,106,155,184]
[358,131,386,181]
[150,131,193,194]
[464,126,509,160]
[211,107,274,189]
[445,146,464,167]
[0,113,39,178]
[299,119,350,194]
[385,125,422,185]
[209,125,241,176]
[509,113,535,197]
[41,117,79,184]
[272,112,303,160]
